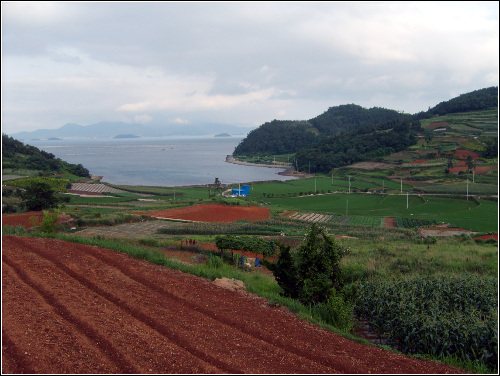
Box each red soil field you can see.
[384,217,397,228]
[473,234,498,241]
[2,235,465,374]
[453,150,480,160]
[135,203,271,223]
[2,211,72,229]
[428,122,449,129]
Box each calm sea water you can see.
[28,137,297,187]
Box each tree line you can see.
[294,118,422,173]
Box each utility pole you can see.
[400,178,402,194]
[315,177,317,194]
[407,191,409,209]
[348,176,351,194]
[467,177,469,200]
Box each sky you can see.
[1,1,499,134]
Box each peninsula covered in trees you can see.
[233,87,498,174]
[2,134,91,178]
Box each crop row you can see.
[288,212,332,223]
[70,183,128,194]
[395,218,438,229]
[354,275,498,371]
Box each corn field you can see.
[354,275,498,371]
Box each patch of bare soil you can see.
[2,235,466,374]
[349,161,398,170]
[419,225,476,238]
[385,217,397,228]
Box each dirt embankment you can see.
[2,235,465,374]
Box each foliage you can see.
[309,104,409,136]
[18,181,61,211]
[264,243,299,298]
[354,275,498,371]
[265,223,350,305]
[2,134,90,177]
[233,105,407,157]
[395,217,438,229]
[234,120,318,156]
[424,86,498,117]
[40,211,59,233]
[215,234,277,259]
[310,290,354,332]
[5,176,69,192]
[295,118,421,173]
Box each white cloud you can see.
[134,114,152,124]
[1,1,498,134]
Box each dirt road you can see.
[2,235,465,374]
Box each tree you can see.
[264,223,350,305]
[263,243,299,299]
[19,181,60,211]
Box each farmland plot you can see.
[2,235,465,374]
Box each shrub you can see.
[40,211,59,233]
[206,255,224,269]
[312,291,353,332]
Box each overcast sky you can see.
[2,1,498,134]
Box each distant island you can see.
[48,137,62,140]
[214,133,231,137]
[114,134,140,139]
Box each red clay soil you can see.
[2,211,72,229]
[134,203,271,223]
[453,150,480,160]
[473,234,498,241]
[2,235,466,374]
[385,217,397,228]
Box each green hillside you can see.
[233,105,408,157]
[2,134,91,179]
[233,87,498,175]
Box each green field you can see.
[264,193,497,232]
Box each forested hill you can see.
[295,117,422,173]
[424,86,498,117]
[233,87,498,171]
[2,134,91,178]
[308,104,409,136]
[233,105,407,156]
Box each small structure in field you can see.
[231,185,250,196]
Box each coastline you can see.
[225,155,314,179]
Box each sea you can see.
[28,136,297,187]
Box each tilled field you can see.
[2,235,465,374]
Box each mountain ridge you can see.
[7,121,253,141]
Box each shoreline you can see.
[225,155,314,179]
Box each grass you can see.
[263,193,497,232]
[338,237,498,280]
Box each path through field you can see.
[2,235,465,374]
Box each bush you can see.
[312,291,353,332]
[206,255,224,269]
[40,211,59,233]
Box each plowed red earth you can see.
[2,235,465,374]
[135,203,270,223]
[2,211,72,229]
